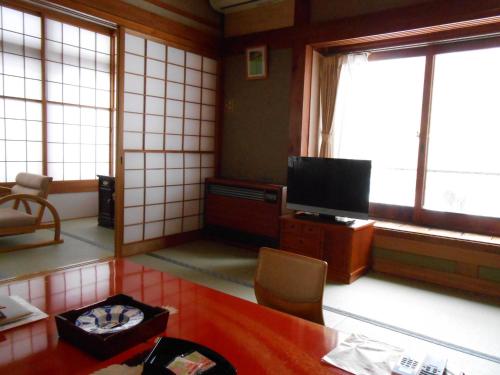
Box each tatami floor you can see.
[1,217,499,374]
[0,217,113,280]
[132,242,500,375]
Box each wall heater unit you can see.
[204,178,287,246]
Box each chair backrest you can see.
[11,173,52,199]
[254,247,327,325]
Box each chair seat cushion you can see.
[0,208,37,228]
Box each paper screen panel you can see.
[0,7,43,181]
[121,31,218,244]
[45,17,111,181]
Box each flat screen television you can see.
[287,156,372,220]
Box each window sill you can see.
[49,180,99,194]
[372,220,500,297]
[1,180,98,194]
[374,220,500,251]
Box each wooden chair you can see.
[254,247,328,325]
[0,173,63,252]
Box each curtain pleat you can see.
[319,55,346,157]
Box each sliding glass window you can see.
[425,47,500,218]
[333,56,425,206]
[329,38,500,234]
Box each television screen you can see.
[287,157,372,220]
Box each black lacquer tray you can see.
[55,294,169,359]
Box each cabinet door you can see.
[323,230,351,273]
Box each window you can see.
[0,7,43,182]
[0,5,113,183]
[45,19,111,181]
[329,38,500,234]
[333,56,425,206]
[425,47,500,218]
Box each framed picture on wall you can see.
[246,45,268,80]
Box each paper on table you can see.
[0,296,48,332]
[0,295,32,324]
[322,333,404,375]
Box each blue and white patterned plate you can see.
[75,305,144,334]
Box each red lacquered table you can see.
[0,258,346,374]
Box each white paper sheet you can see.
[322,333,405,375]
[0,295,48,332]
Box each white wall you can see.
[1,191,98,222]
[44,192,98,221]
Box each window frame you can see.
[0,2,116,193]
[327,35,500,236]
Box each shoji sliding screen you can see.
[0,7,43,182]
[118,31,217,254]
[0,4,113,183]
[45,19,112,181]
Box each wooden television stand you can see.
[280,213,375,283]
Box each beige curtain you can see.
[319,54,346,157]
[308,51,321,157]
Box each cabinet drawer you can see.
[302,224,322,237]
[281,234,322,259]
[281,219,302,233]
[281,220,322,238]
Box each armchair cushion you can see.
[0,208,37,228]
[11,173,52,198]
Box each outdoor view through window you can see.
[332,46,500,219]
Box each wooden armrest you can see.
[0,193,49,207]
[0,186,11,196]
[0,193,60,226]
[0,190,32,214]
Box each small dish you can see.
[75,305,144,334]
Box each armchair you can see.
[0,173,63,252]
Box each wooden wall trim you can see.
[44,0,221,57]
[1,181,98,194]
[143,0,221,29]
[224,0,500,54]
[215,56,224,178]
[2,0,113,34]
[224,26,296,54]
[49,180,98,194]
[224,0,295,38]
[373,258,500,299]
[318,16,500,51]
[114,27,126,258]
[307,0,500,48]
[121,231,201,257]
[287,41,307,156]
[294,0,310,27]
